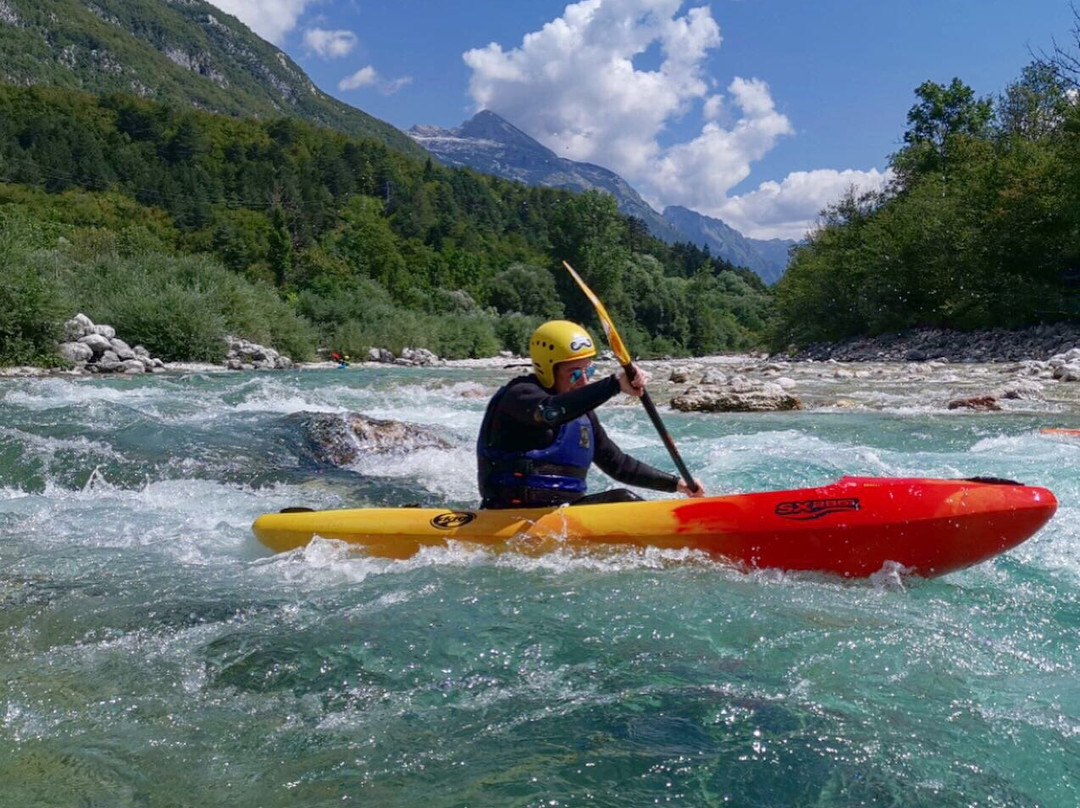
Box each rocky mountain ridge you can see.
[411,111,685,245]
[411,110,795,282]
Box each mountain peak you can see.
[458,110,557,155]
[410,109,559,162]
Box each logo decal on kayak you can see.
[775,498,860,520]
[430,511,477,529]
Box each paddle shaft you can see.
[620,362,699,493]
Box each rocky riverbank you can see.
[646,346,1080,413]
[788,323,1080,363]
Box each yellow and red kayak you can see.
[1039,428,1080,437]
[252,477,1056,578]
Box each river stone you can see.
[672,381,802,413]
[1054,363,1080,382]
[63,313,95,341]
[97,351,122,372]
[669,366,692,383]
[996,379,1044,400]
[947,395,1001,411]
[298,412,451,466]
[121,359,146,374]
[59,341,94,364]
[408,347,439,366]
[110,338,137,361]
[78,333,112,356]
[699,368,727,385]
[90,324,116,339]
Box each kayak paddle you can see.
[562,260,700,493]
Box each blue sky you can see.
[208,1,1077,239]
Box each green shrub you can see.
[432,314,500,359]
[494,312,542,355]
[102,283,228,362]
[65,253,315,361]
[0,244,66,366]
[487,263,564,318]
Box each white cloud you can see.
[304,28,358,59]
[702,94,724,122]
[206,0,317,45]
[650,77,794,213]
[462,0,885,239]
[338,66,412,95]
[338,66,378,90]
[464,0,721,179]
[720,168,893,240]
[382,75,414,95]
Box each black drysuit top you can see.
[477,374,679,508]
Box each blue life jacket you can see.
[477,382,595,506]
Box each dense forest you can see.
[0,84,771,365]
[772,53,1080,348]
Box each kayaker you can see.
[477,320,705,509]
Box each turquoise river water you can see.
[0,366,1076,807]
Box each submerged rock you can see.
[298,412,452,466]
[947,395,1002,411]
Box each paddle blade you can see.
[562,261,632,365]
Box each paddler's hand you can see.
[677,478,706,498]
[616,364,648,398]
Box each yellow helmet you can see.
[530,320,596,388]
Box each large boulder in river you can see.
[298,412,451,466]
[671,379,802,413]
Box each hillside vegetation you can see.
[772,59,1080,349]
[0,84,772,365]
[0,0,424,157]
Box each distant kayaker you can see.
[477,320,705,509]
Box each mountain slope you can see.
[662,206,793,285]
[0,0,425,157]
[412,110,794,282]
[411,111,684,244]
